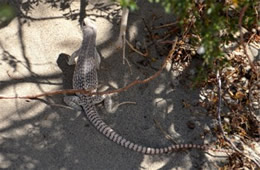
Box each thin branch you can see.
[239,4,260,141]
[153,118,189,154]
[239,5,257,74]
[153,21,178,30]
[142,18,161,54]
[216,70,260,168]
[125,39,148,57]
[79,0,88,23]
[0,37,178,100]
[115,7,129,65]
[153,118,177,144]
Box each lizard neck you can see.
[78,31,96,61]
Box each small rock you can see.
[223,94,231,101]
[186,120,196,129]
[244,65,251,71]
[206,89,212,93]
[199,94,206,101]
[171,79,179,87]
[240,77,247,82]
[178,66,184,72]
[226,112,232,116]
[135,41,142,51]
[191,50,196,56]
[171,70,180,77]
[189,68,196,76]
[252,90,259,95]
[247,44,260,62]
[184,38,190,43]
[257,26,260,32]
[252,102,259,109]
[197,46,205,55]
[223,117,230,124]
[204,126,210,132]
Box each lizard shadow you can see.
[56,53,75,90]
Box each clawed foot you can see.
[67,56,76,65]
[103,94,136,113]
[66,48,81,65]
[64,95,83,111]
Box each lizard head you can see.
[81,18,97,36]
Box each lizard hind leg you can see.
[92,95,105,104]
[103,94,136,113]
[64,95,83,111]
[92,93,135,113]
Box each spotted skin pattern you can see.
[66,18,208,154]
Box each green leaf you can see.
[0,3,16,27]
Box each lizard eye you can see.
[82,21,86,26]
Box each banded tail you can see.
[83,100,207,155]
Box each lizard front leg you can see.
[67,47,81,65]
[67,47,101,68]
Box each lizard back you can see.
[73,20,98,91]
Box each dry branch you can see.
[0,38,178,100]
[216,70,260,168]
[239,5,257,74]
[125,39,148,57]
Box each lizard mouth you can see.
[82,21,86,26]
[81,18,96,31]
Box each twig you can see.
[153,118,191,154]
[0,89,92,100]
[142,18,161,55]
[121,35,132,74]
[239,4,260,139]
[125,39,148,57]
[158,40,177,44]
[246,33,256,44]
[153,118,177,144]
[142,18,153,40]
[0,38,179,100]
[116,7,129,65]
[216,70,260,168]
[239,5,257,74]
[153,22,178,30]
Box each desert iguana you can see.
[64,18,208,154]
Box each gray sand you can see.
[0,1,227,169]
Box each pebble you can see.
[247,44,260,62]
[171,79,179,87]
[244,65,251,71]
[189,68,196,76]
[135,41,142,51]
[171,70,180,77]
[252,89,260,95]
[252,102,259,109]
[223,117,230,124]
[191,50,196,56]
[223,94,231,101]
[186,120,196,129]
[197,46,205,55]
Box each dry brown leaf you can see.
[234,91,246,100]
